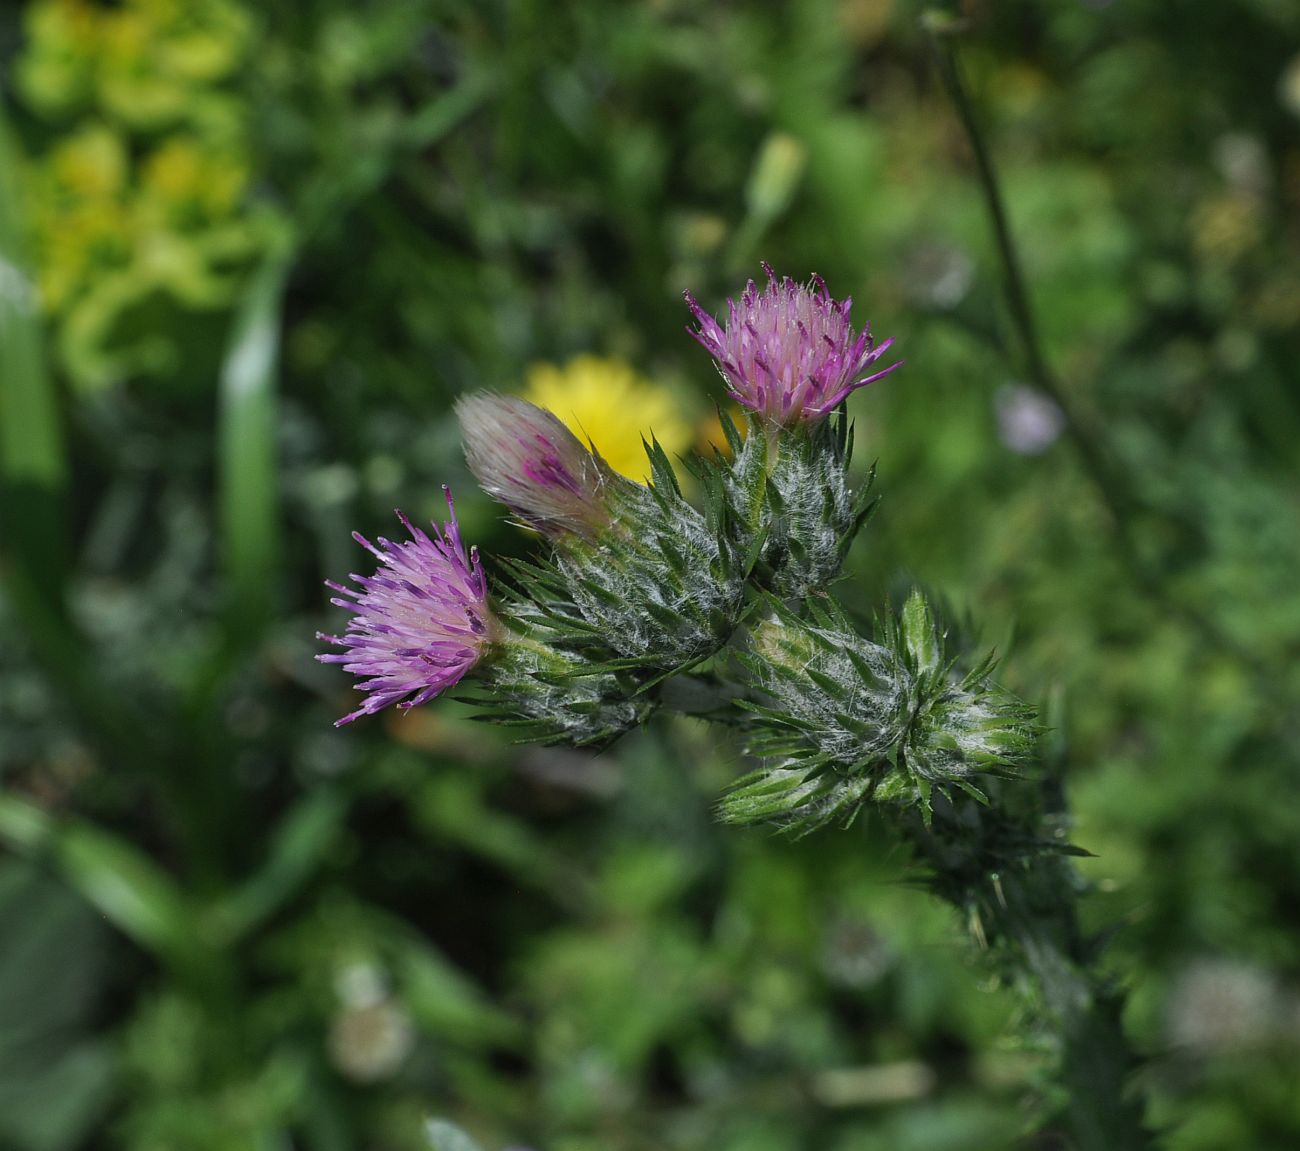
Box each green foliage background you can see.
[2,1,1299,1148]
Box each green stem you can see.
[1010,874,1149,1150]
[928,30,1139,548]
[927,24,1283,697]
[906,792,1152,1149]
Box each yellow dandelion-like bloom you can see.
[522,354,692,480]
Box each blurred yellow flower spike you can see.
[15,0,272,389]
[19,0,250,126]
[49,124,128,200]
[522,355,693,482]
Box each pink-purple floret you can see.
[317,487,492,727]
[519,432,586,496]
[685,263,901,423]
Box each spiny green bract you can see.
[719,590,1039,834]
[465,601,656,749]
[722,408,877,601]
[543,437,750,673]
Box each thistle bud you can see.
[459,391,747,672]
[721,593,1037,832]
[456,393,612,537]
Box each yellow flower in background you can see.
[19,0,249,126]
[16,0,274,389]
[142,136,248,220]
[16,0,100,114]
[522,355,693,481]
[49,123,128,202]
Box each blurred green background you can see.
[2,1,1299,1148]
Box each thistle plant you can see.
[320,267,1151,1148]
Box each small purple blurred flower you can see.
[317,489,496,726]
[457,393,612,535]
[994,384,1066,455]
[684,263,901,426]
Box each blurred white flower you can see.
[903,242,975,309]
[334,961,388,1009]
[994,384,1066,455]
[821,916,894,989]
[0,258,36,315]
[1165,956,1281,1054]
[328,1000,415,1083]
[1212,133,1270,199]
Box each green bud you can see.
[745,132,807,226]
[723,593,1038,832]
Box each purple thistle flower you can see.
[685,263,902,425]
[317,488,497,726]
[457,393,612,536]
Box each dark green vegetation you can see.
[2,1,1299,1148]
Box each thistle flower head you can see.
[317,489,496,726]
[457,393,612,535]
[685,263,901,425]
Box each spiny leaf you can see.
[719,406,744,456]
[901,589,942,675]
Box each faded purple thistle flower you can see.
[685,263,901,425]
[456,393,612,536]
[317,488,497,726]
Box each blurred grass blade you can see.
[0,104,158,769]
[206,789,348,944]
[0,796,206,979]
[298,72,495,241]
[0,100,68,598]
[0,861,116,1151]
[402,70,496,150]
[0,101,65,491]
[398,938,521,1047]
[218,250,293,643]
[414,774,592,912]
